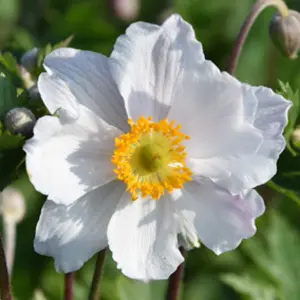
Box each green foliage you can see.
[0,72,17,118]
[118,276,166,300]
[0,72,28,119]
[36,35,74,76]
[183,275,226,300]
[36,44,52,70]
[0,52,19,76]
[277,81,300,151]
[273,149,300,192]
[221,274,276,300]
[0,149,24,190]
[222,212,300,300]
[0,130,24,150]
[269,82,300,203]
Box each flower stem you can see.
[64,273,74,300]
[3,219,16,277]
[165,247,186,300]
[88,249,107,300]
[0,233,12,300]
[227,0,289,74]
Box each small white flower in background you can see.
[0,186,26,276]
[24,14,291,281]
[0,187,26,224]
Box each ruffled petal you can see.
[34,180,125,273]
[190,85,291,194]
[107,192,183,281]
[168,61,262,159]
[173,180,265,254]
[42,47,129,131]
[110,14,204,122]
[24,105,121,205]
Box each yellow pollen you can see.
[112,116,193,200]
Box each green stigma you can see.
[131,143,166,174]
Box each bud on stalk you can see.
[269,10,300,59]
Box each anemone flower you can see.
[24,14,291,281]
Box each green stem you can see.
[267,180,300,206]
[227,0,289,74]
[88,249,107,300]
[165,247,186,300]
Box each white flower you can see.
[0,186,26,224]
[24,14,291,281]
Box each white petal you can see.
[168,61,262,158]
[42,47,129,131]
[34,180,125,273]
[191,85,291,194]
[107,193,183,281]
[173,180,265,254]
[252,85,291,157]
[110,14,204,121]
[24,105,121,205]
[38,73,79,119]
[170,190,200,250]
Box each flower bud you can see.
[20,48,39,73]
[0,187,25,224]
[29,84,41,102]
[4,107,36,137]
[269,10,300,59]
[292,126,300,149]
[109,0,140,21]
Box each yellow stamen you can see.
[112,116,192,200]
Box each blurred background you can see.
[1,0,300,299]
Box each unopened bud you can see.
[0,187,25,224]
[269,10,300,59]
[29,84,41,102]
[20,48,39,73]
[4,107,36,137]
[292,126,300,149]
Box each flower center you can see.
[112,116,192,200]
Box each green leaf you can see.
[266,213,300,299]
[272,149,300,192]
[52,34,74,50]
[0,149,24,190]
[183,275,225,300]
[37,35,73,70]
[37,43,52,69]
[0,52,19,76]
[277,81,300,153]
[0,131,24,150]
[0,0,19,23]
[221,273,277,300]
[118,276,166,300]
[223,212,300,300]
[36,36,73,76]
[0,72,17,118]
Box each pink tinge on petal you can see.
[172,180,265,255]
